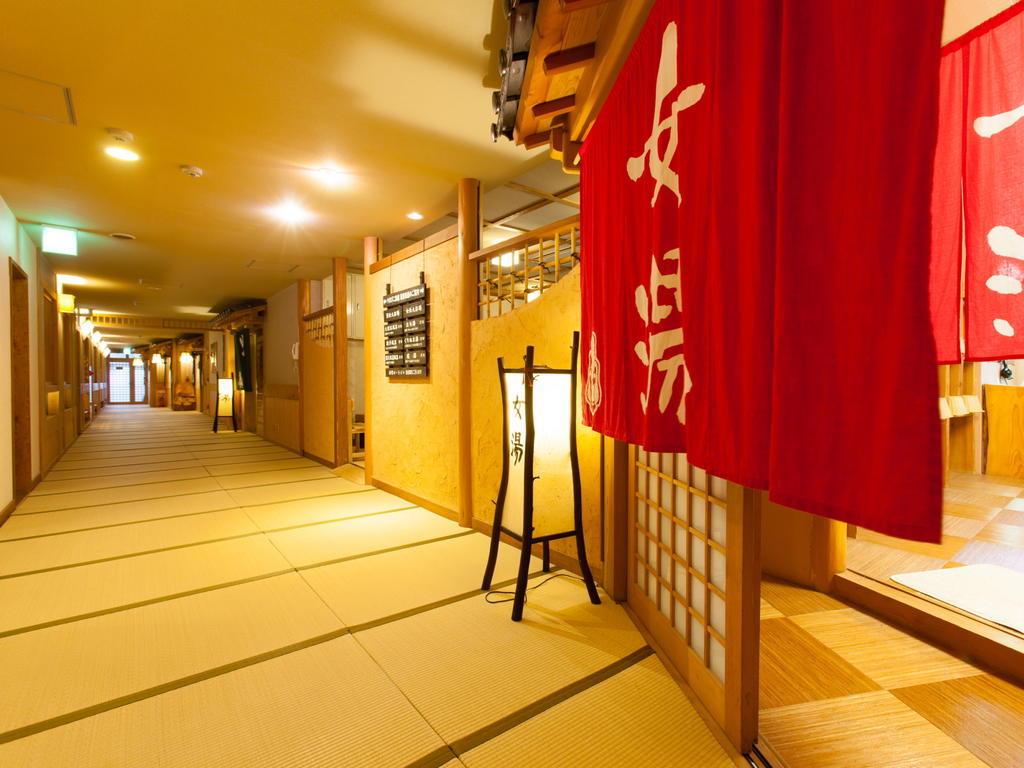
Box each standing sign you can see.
[383,279,429,378]
[481,333,600,621]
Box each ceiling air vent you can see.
[0,68,76,125]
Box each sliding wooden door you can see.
[627,446,761,752]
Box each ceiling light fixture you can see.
[104,127,140,162]
[56,273,87,287]
[314,167,352,186]
[41,226,78,256]
[180,165,204,178]
[109,232,137,240]
[105,146,139,161]
[267,199,313,225]
[406,211,424,221]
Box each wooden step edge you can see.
[832,570,1024,686]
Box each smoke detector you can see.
[109,232,136,240]
[106,127,135,144]
[179,165,204,178]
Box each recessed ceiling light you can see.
[314,167,352,186]
[109,232,136,240]
[56,273,87,286]
[406,211,424,221]
[105,146,140,161]
[267,199,314,225]
[41,226,78,255]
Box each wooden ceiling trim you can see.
[513,1,607,145]
[532,94,577,118]
[509,0,655,171]
[543,42,596,75]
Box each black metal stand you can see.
[481,332,600,621]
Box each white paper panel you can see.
[530,372,575,537]
[500,372,526,536]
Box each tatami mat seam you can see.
[0,527,482,637]
[0,504,423,579]
[0,571,536,743]
[10,483,375,517]
[28,464,329,498]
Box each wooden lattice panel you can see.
[633,449,729,683]
[304,311,334,348]
[476,220,579,319]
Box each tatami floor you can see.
[0,406,739,767]
[759,576,1024,768]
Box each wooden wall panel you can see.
[985,384,1024,478]
[301,328,334,463]
[761,497,846,592]
[367,237,460,514]
[263,386,301,452]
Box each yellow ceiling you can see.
[0,0,543,322]
[1,0,1017,336]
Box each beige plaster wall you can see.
[470,267,603,571]
[367,238,460,513]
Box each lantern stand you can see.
[481,331,600,621]
[212,377,238,433]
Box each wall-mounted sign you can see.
[384,278,429,379]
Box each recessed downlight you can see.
[267,199,314,225]
[406,211,424,221]
[109,232,136,240]
[105,146,139,161]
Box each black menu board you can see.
[383,282,429,378]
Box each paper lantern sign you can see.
[383,279,429,378]
[212,377,237,432]
[481,332,601,621]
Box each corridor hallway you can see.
[0,407,737,767]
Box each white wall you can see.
[0,194,43,511]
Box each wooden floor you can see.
[847,471,1024,631]
[0,406,739,767]
[759,576,1024,768]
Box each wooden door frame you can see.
[9,261,32,498]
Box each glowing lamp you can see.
[58,293,76,313]
[180,352,193,365]
[213,378,238,433]
[152,353,163,364]
[480,332,600,621]
[90,331,102,345]
[131,357,143,367]
[80,319,94,337]
[41,226,78,256]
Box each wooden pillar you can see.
[333,258,349,466]
[363,237,379,485]
[602,437,630,601]
[297,280,310,456]
[457,179,480,528]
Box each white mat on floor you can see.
[891,563,1024,634]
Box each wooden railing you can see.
[469,214,580,319]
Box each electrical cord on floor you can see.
[485,572,584,603]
